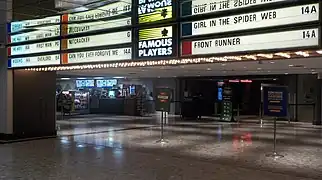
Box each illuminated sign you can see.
[181,28,319,56]
[10,16,60,33]
[9,40,60,56]
[8,54,60,68]
[9,25,60,43]
[181,0,287,17]
[62,17,131,35]
[62,0,131,22]
[62,30,131,50]
[76,80,95,88]
[96,79,118,88]
[138,0,173,24]
[62,47,131,64]
[182,4,319,37]
[138,26,173,58]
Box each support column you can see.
[0,0,13,140]
[314,76,322,125]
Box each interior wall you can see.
[296,74,317,122]
[13,70,57,138]
[0,0,13,135]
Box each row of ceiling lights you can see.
[23,50,322,72]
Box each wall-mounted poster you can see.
[138,0,173,24]
[137,26,174,58]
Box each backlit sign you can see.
[138,26,173,58]
[9,40,60,56]
[10,16,60,33]
[182,3,319,37]
[138,0,173,24]
[62,30,131,50]
[62,47,131,64]
[8,54,60,68]
[9,25,60,43]
[62,0,131,22]
[181,0,287,17]
[181,28,319,56]
[62,17,131,35]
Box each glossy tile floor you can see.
[1,115,322,179]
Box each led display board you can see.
[9,25,60,44]
[76,80,95,88]
[9,40,60,56]
[96,79,118,88]
[182,3,319,37]
[62,0,131,22]
[138,0,173,24]
[181,28,319,56]
[61,17,131,35]
[8,54,60,68]
[61,30,131,50]
[62,47,131,64]
[9,16,60,33]
[138,26,174,58]
[181,0,287,17]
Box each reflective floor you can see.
[1,115,322,179]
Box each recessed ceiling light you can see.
[289,64,294,67]
[270,61,275,64]
[113,76,125,79]
[267,70,271,73]
[243,66,247,69]
[273,78,277,81]
[207,68,211,71]
[311,69,316,72]
[257,68,262,70]
[284,73,289,75]
[222,64,226,66]
[77,77,86,79]
[60,78,70,80]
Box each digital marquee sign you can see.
[9,15,60,33]
[62,0,132,22]
[181,0,287,17]
[8,54,60,68]
[138,0,173,24]
[8,40,60,56]
[182,28,319,56]
[61,30,131,50]
[138,26,174,58]
[61,17,131,35]
[62,47,131,64]
[9,25,60,44]
[181,3,319,37]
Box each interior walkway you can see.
[1,116,321,179]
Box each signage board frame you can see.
[181,3,320,37]
[138,0,174,24]
[155,87,172,112]
[136,25,177,59]
[8,54,61,68]
[180,0,289,17]
[9,40,61,56]
[62,47,132,64]
[262,85,288,117]
[62,30,132,50]
[181,27,320,57]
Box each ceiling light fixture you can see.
[295,51,310,57]
[275,52,291,58]
[316,50,322,54]
[257,54,273,58]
